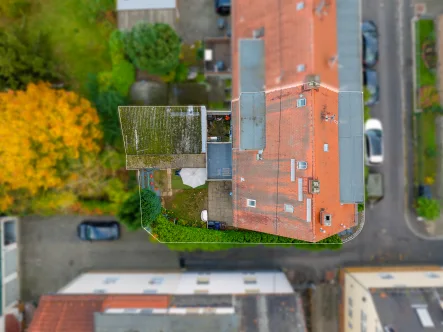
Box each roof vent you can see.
[296,1,305,10]
[324,144,329,152]
[320,210,332,226]
[253,27,265,38]
[297,64,306,72]
[309,179,320,194]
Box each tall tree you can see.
[0,28,59,90]
[124,22,181,76]
[0,82,102,211]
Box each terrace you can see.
[204,37,232,77]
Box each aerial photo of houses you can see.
[0,0,443,331]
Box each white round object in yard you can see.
[180,168,207,188]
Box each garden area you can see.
[414,18,441,220]
[0,0,206,218]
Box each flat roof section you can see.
[239,92,266,150]
[239,39,265,93]
[338,92,364,203]
[207,143,232,180]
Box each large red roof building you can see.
[231,0,364,242]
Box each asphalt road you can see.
[20,0,443,301]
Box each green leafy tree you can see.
[118,189,161,231]
[0,28,59,90]
[141,189,162,228]
[111,60,135,96]
[118,191,142,231]
[124,22,181,76]
[109,29,125,64]
[86,74,127,147]
[0,0,30,18]
[417,197,440,220]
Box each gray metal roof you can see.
[337,0,363,92]
[94,313,239,332]
[207,143,232,180]
[239,92,266,150]
[336,0,364,203]
[239,39,265,93]
[117,0,176,11]
[372,288,443,332]
[338,93,364,203]
[238,39,266,151]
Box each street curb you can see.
[404,16,443,241]
[341,212,365,244]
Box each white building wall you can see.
[344,273,382,332]
[348,270,443,289]
[58,271,294,295]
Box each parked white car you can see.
[364,119,383,165]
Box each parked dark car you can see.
[362,20,379,68]
[418,184,432,199]
[215,0,230,16]
[363,69,379,106]
[77,221,120,241]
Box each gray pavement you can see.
[19,216,179,301]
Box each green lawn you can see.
[163,188,208,222]
[416,19,436,89]
[28,0,114,94]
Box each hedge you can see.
[150,215,342,251]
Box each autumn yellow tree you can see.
[0,82,102,211]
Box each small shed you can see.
[117,0,177,31]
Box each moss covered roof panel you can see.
[119,106,206,155]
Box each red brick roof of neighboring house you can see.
[231,0,357,242]
[27,295,170,332]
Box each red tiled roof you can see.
[231,0,357,242]
[28,295,170,332]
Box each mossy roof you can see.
[119,106,205,155]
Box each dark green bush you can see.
[117,191,142,231]
[151,215,342,251]
[141,189,162,228]
[123,22,181,76]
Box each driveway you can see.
[19,216,179,301]
[176,0,229,43]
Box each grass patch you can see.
[416,19,436,89]
[163,188,208,222]
[27,0,114,94]
[208,101,226,110]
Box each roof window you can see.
[297,161,308,170]
[297,64,306,72]
[247,199,256,207]
[284,204,294,213]
[296,98,306,108]
[296,2,305,10]
[379,273,394,280]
